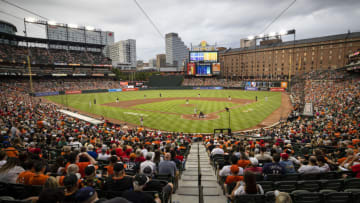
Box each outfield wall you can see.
[31,86,286,97]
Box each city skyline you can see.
[0,0,359,61]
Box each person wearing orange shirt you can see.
[224,165,244,196]
[16,160,35,185]
[76,152,97,178]
[28,161,49,186]
[104,156,118,176]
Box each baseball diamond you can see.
[45,90,291,133]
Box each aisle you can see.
[172,143,226,203]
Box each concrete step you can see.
[176,187,220,196]
[182,176,216,181]
[180,180,218,187]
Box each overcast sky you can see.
[1,0,360,61]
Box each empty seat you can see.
[323,192,352,203]
[320,179,343,191]
[233,194,265,203]
[291,191,322,203]
[283,173,299,181]
[258,181,275,193]
[296,181,320,192]
[344,178,360,189]
[274,181,297,193]
[300,173,320,180]
[320,172,339,180]
[266,174,282,181]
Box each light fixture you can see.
[68,24,78,28]
[48,21,57,25]
[279,30,287,35]
[258,33,264,38]
[25,17,36,23]
[248,36,255,40]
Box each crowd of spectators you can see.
[204,69,360,201]
[0,81,191,202]
[1,77,121,92]
[0,44,111,65]
[0,68,359,202]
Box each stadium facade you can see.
[220,32,360,80]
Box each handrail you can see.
[197,142,204,203]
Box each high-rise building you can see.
[165,33,188,67]
[148,59,156,68]
[156,54,166,68]
[109,39,136,67]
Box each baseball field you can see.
[45,90,291,133]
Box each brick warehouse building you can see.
[219,32,360,80]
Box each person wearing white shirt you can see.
[298,156,321,174]
[97,148,111,161]
[140,153,156,175]
[0,151,7,168]
[211,145,224,156]
[231,171,264,199]
[0,158,24,184]
[219,156,244,176]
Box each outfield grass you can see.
[45,90,282,133]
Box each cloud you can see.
[0,0,359,61]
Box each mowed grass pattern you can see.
[45,90,282,133]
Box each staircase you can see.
[172,142,226,203]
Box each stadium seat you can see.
[233,194,265,203]
[274,181,297,193]
[320,172,339,180]
[266,174,282,181]
[344,178,360,189]
[323,192,352,203]
[296,181,321,192]
[300,173,320,180]
[320,179,344,191]
[283,173,299,181]
[291,191,322,203]
[258,181,275,193]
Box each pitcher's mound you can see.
[180,104,195,107]
[182,114,219,121]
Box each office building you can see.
[165,33,188,67]
[156,54,166,68]
[109,39,136,67]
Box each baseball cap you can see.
[134,174,149,186]
[143,166,153,176]
[249,157,259,166]
[281,153,289,160]
[75,187,96,202]
[113,163,124,172]
[230,165,239,174]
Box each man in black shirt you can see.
[63,174,79,203]
[122,174,161,203]
[104,163,133,192]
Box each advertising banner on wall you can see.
[212,63,221,75]
[108,89,122,92]
[245,87,258,91]
[34,91,59,97]
[270,87,285,92]
[65,90,82,94]
[187,63,196,75]
[281,82,288,88]
[193,87,223,90]
[120,82,128,86]
[122,88,139,91]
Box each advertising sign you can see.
[187,63,196,75]
[108,89,122,92]
[65,90,82,94]
[120,82,128,86]
[190,52,218,62]
[212,63,221,75]
[122,88,139,91]
[34,91,59,97]
[281,82,288,88]
[270,87,285,92]
[193,87,223,90]
[245,87,258,91]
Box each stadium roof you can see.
[225,32,360,54]
[0,31,105,49]
[0,20,17,32]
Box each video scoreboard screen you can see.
[190,51,218,63]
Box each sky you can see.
[0,0,360,61]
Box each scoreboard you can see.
[187,51,220,76]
